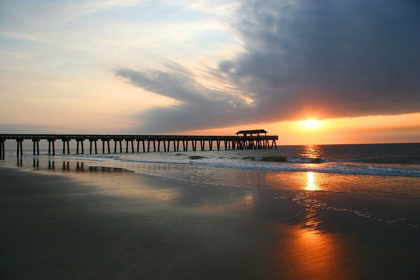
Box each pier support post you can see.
[19,140,23,157]
[34,140,39,155]
[114,140,117,153]
[62,140,70,154]
[77,140,85,154]
[48,139,55,155]
[90,140,95,154]
[0,140,4,159]
[142,140,145,152]
[157,140,161,152]
[107,140,110,153]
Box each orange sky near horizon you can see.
[185,113,420,145]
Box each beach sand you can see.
[1,164,420,279]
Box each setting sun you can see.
[301,119,322,130]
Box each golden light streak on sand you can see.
[306,172,318,191]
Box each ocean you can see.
[3,143,420,197]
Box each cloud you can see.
[117,0,420,133]
[115,62,252,132]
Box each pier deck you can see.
[0,134,278,158]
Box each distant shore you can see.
[1,162,420,279]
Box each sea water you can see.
[3,143,419,198]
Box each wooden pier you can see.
[0,132,278,158]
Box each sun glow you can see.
[301,119,322,130]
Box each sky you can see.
[0,0,419,145]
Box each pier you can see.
[0,131,278,158]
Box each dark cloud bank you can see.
[116,0,420,133]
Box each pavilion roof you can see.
[236,129,267,135]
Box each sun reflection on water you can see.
[301,145,322,159]
[306,172,318,191]
[271,222,351,279]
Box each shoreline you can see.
[1,162,420,279]
[2,153,420,199]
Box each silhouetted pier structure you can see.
[0,131,278,158]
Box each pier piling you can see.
[16,139,23,157]
[0,139,5,159]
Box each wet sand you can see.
[1,165,420,279]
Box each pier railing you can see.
[0,134,278,158]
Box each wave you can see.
[188,160,420,177]
[86,156,420,178]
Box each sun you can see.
[301,119,322,130]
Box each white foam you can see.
[62,152,420,178]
